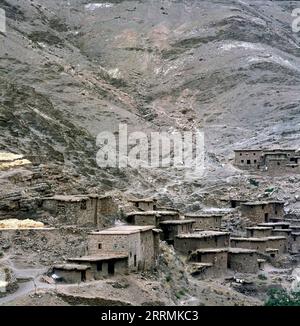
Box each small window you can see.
[240,153,242,156]
[254,160,257,163]
[277,162,280,166]
[80,201,87,210]
[98,243,102,249]
[253,153,256,156]
[241,160,244,163]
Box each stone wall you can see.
[191,216,222,230]
[189,249,228,277]
[228,250,259,274]
[159,222,194,244]
[241,203,284,224]
[174,234,230,255]
[87,230,157,271]
[234,150,263,168]
[230,238,268,253]
[246,228,273,238]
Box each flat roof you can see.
[246,227,273,231]
[128,198,156,203]
[127,210,179,217]
[191,248,228,254]
[185,213,223,218]
[230,237,268,242]
[265,248,279,253]
[272,229,292,233]
[242,201,284,206]
[231,236,286,242]
[290,226,300,229]
[292,232,300,236]
[68,254,128,262]
[90,225,156,235]
[228,248,257,254]
[42,195,88,202]
[234,149,263,152]
[258,222,290,227]
[267,236,287,240]
[41,194,110,202]
[159,219,195,225]
[176,231,229,239]
[53,264,90,271]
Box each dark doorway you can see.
[108,262,115,275]
[247,160,251,165]
[134,255,137,267]
[265,213,269,222]
[81,271,86,282]
[96,262,102,271]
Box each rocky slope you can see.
[0,0,300,206]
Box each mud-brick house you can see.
[188,248,228,277]
[240,201,285,224]
[87,225,160,271]
[52,264,92,283]
[291,233,300,253]
[159,219,195,245]
[128,198,157,211]
[261,149,300,174]
[230,236,287,254]
[174,231,230,255]
[234,148,300,174]
[258,222,290,229]
[230,237,269,253]
[227,248,259,274]
[41,194,118,227]
[246,227,273,238]
[234,149,263,169]
[185,213,223,230]
[68,254,128,279]
[126,210,181,227]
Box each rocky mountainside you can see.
[1,0,300,207]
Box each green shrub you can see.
[265,288,300,306]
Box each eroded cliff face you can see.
[0,0,300,207]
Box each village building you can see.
[174,231,230,255]
[258,222,290,229]
[291,233,300,253]
[234,149,263,169]
[68,254,128,279]
[266,236,287,254]
[128,198,157,211]
[228,248,259,274]
[240,201,285,224]
[159,220,195,245]
[126,210,181,227]
[231,236,287,254]
[246,227,273,238]
[87,225,160,271]
[41,194,118,227]
[285,219,300,226]
[184,213,223,230]
[290,225,300,233]
[188,248,228,277]
[52,263,92,283]
[234,149,300,174]
[230,237,269,253]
